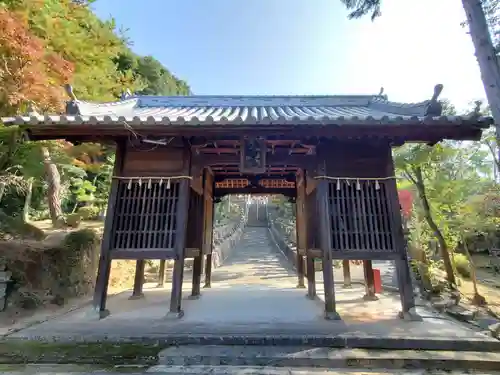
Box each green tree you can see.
[0,0,191,227]
[340,0,500,160]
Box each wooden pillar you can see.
[306,255,316,299]
[157,259,166,288]
[130,260,145,300]
[199,256,205,276]
[91,140,125,319]
[342,260,352,288]
[295,171,306,289]
[362,260,378,300]
[167,179,190,319]
[316,164,340,320]
[204,254,213,288]
[191,188,205,299]
[203,171,215,289]
[305,187,316,299]
[191,255,203,298]
[385,149,419,320]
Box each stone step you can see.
[147,366,500,374]
[158,345,500,371]
[2,367,493,375]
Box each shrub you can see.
[453,253,471,278]
[65,213,81,228]
[77,206,100,220]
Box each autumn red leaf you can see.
[0,8,74,116]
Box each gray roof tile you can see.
[1,95,492,127]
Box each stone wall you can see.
[268,217,322,274]
[0,229,100,310]
[211,216,246,268]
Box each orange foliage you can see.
[0,8,74,115]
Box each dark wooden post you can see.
[306,256,316,299]
[157,259,166,288]
[342,260,352,288]
[362,260,378,300]
[191,189,205,299]
[167,179,190,319]
[90,140,125,319]
[204,253,213,288]
[305,189,316,299]
[130,260,145,299]
[191,254,203,298]
[385,149,419,320]
[199,256,205,276]
[203,172,215,289]
[295,171,306,288]
[316,163,340,320]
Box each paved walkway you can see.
[183,227,324,324]
[2,365,495,374]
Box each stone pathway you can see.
[3,364,499,374]
[182,227,324,324]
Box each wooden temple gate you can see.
[2,86,490,320]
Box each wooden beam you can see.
[192,151,317,168]
[27,123,485,143]
[111,249,177,259]
[214,187,296,197]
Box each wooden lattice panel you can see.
[327,181,395,253]
[215,179,249,188]
[111,181,180,250]
[259,179,295,188]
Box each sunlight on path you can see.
[182,227,324,323]
[210,227,297,287]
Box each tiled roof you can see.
[2,94,492,127]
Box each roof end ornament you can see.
[26,101,40,116]
[121,88,132,100]
[425,84,444,116]
[64,84,78,101]
[377,87,388,100]
[472,100,483,118]
[64,84,80,115]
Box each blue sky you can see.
[93,0,486,111]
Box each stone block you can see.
[446,305,478,322]
[489,322,500,339]
[0,270,12,311]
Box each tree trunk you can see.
[462,0,500,154]
[23,177,33,222]
[413,167,457,287]
[41,147,63,227]
[462,235,486,305]
[0,182,5,203]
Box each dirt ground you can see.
[458,253,500,317]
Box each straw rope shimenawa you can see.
[112,175,193,190]
[313,175,397,190]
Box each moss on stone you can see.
[0,340,167,365]
[0,228,100,310]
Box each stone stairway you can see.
[4,365,499,374]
